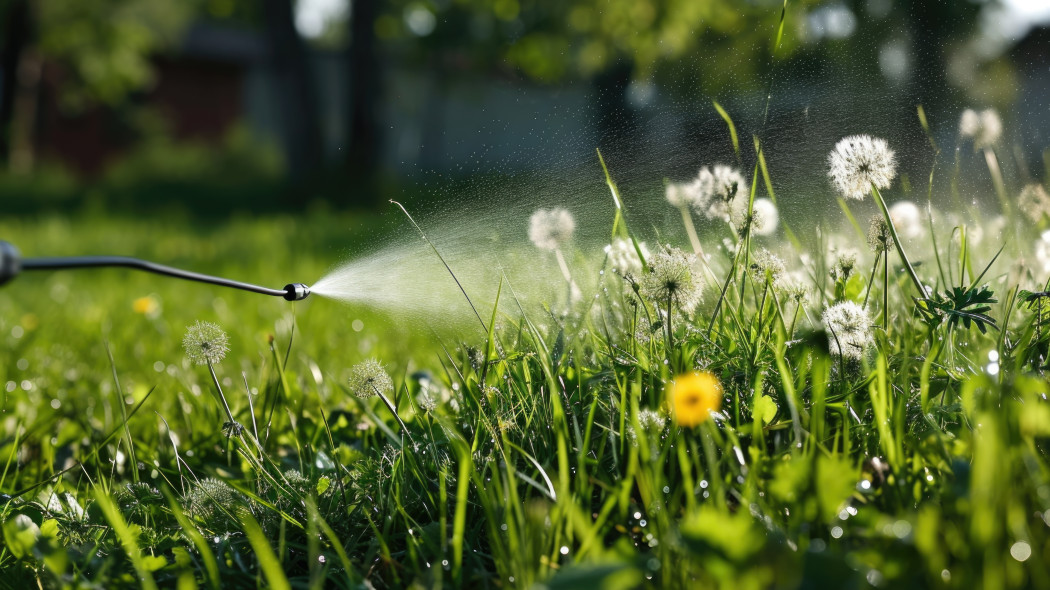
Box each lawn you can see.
[1,129,1049,590]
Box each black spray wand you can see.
[0,240,310,301]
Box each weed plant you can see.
[2,100,1050,589]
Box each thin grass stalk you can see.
[871,184,925,297]
[862,251,882,309]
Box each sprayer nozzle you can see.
[0,241,21,286]
[283,283,310,301]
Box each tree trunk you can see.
[347,0,380,198]
[0,0,30,165]
[262,0,322,182]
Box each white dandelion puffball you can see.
[528,207,575,251]
[888,200,924,240]
[827,135,897,200]
[183,321,230,365]
[639,246,703,313]
[822,301,872,360]
[1019,184,1050,224]
[348,359,394,399]
[604,238,649,276]
[959,109,980,138]
[752,198,779,236]
[711,164,746,203]
[960,108,1002,149]
[665,181,701,209]
[1036,230,1050,274]
[694,164,746,221]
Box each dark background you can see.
[0,0,1046,218]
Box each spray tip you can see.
[0,241,21,286]
[283,283,310,301]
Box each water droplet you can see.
[831,526,843,539]
[1010,541,1032,562]
[559,546,569,555]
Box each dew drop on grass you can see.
[941,570,951,582]
[830,526,843,539]
[1010,541,1031,562]
[662,486,670,494]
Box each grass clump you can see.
[1,108,1050,590]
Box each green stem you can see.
[983,148,1010,217]
[374,385,413,442]
[680,206,704,258]
[871,184,925,298]
[836,197,866,241]
[883,249,889,331]
[207,361,236,426]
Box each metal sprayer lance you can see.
[0,240,310,301]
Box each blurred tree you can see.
[0,0,30,166]
[262,0,323,181]
[0,0,192,171]
[363,0,998,135]
[348,0,380,187]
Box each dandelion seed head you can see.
[183,321,230,365]
[832,250,859,282]
[960,108,1002,148]
[665,181,703,209]
[711,165,746,203]
[828,135,897,200]
[348,359,394,399]
[889,200,924,240]
[639,246,703,313]
[605,238,650,277]
[693,165,746,221]
[1035,230,1050,274]
[822,301,872,360]
[867,216,891,253]
[183,478,241,522]
[628,408,667,443]
[748,249,786,287]
[1019,184,1050,225]
[751,198,779,237]
[959,109,980,138]
[528,208,575,251]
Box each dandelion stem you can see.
[984,148,1010,217]
[374,385,413,442]
[553,248,580,301]
[679,206,704,258]
[883,250,889,330]
[871,184,925,298]
[207,360,236,427]
[665,295,674,367]
[862,250,881,309]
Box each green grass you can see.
[1,141,1050,590]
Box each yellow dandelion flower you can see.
[133,295,159,316]
[669,371,722,427]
